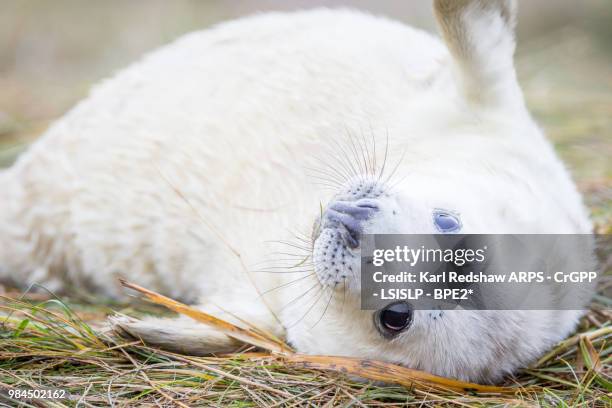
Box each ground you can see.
[0,7,610,407]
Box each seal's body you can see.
[0,1,592,382]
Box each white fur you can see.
[0,2,593,383]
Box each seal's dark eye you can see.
[375,302,413,338]
[433,209,461,233]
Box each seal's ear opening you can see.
[433,0,521,108]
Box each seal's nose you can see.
[323,199,379,248]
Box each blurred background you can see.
[0,0,610,230]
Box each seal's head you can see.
[279,1,593,382]
[282,160,590,382]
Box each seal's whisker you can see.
[262,251,310,262]
[383,145,408,187]
[356,129,370,178]
[362,127,376,178]
[333,128,359,176]
[359,127,373,177]
[377,130,390,184]
[269,263,315,270]
[357,127,373,178]
[263,240,312,253]
[254,271,312,275]
[345,128,366,184]
[306,159,349,182]
[334,129,361,181]
[254,264,313,271]
[265,237,308,245]
[258,264,315,272]
[349,127,367,178]
[266,244,312,253]
[260,253,312,261]
[259,273,315,297]
[305,162,347,182]
[310,283,336,329]
[304,171,344,185]
[290,235,313,247]
[291,240,312,250]
[327,148,357,186]
[313,124,387,194]
[320,137,352,182]
[253,260,313,269]
[255,260,313,269]
[285,284,327,328]
[255,261,313,273]
[304,168,345,188]
[316,149,353,187]
[311,181,345,191]
[289,231,314,247]
[254,269,313,274]
[369,123,378,177]
[276,281,321,314]
[353,128,369,179]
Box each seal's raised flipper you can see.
[434,0,521,107]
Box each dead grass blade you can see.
[535,326,611,366]
[579,334,612,391]
[284,354,519,394]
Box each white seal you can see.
[0,0,593,382]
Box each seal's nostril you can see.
[329,200,378,219]
[323,199,379,249]
[326,209,362,236]
[355,198,379,209]
[329,202,372,220]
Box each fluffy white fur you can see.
[0,1,593,383]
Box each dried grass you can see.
[0,282,610,407]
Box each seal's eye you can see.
[433,209,461,233]
[375,302,413,338]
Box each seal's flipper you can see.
[109,314,241,355]
[434,0,521,107]
[109,298,282,355]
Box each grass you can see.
[0,284,610,407]
[0,9,611,408]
